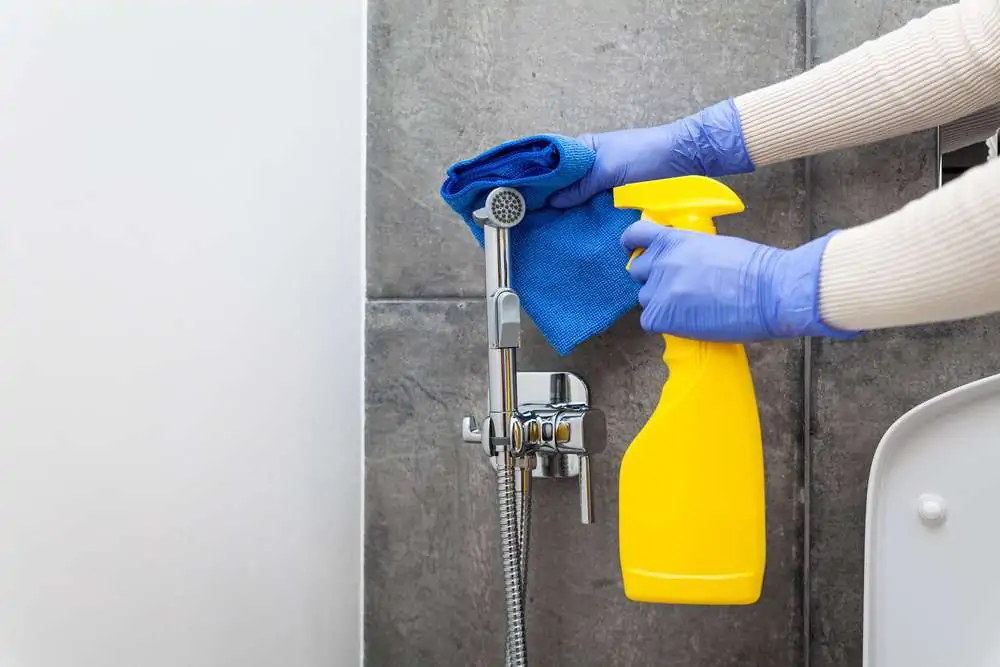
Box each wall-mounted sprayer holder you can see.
[459,187,605,667]
[462,371,605,523]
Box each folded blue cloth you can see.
[440,135,641,355]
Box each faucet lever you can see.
[579,455,594,524]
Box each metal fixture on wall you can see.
[937,105,1000,187]
[460,187,606,666]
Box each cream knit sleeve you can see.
[727,0,1000,333]
[818,155,1000,331]
[733,0,1000,166]
[941,103,1000,153]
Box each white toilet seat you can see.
[864,372,1000,666]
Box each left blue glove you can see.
[621,221,860,341]
[549,98,754,209]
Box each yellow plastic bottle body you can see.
[613,176,766,605]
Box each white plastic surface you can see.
[864,373,1000,667]
[0,2,364,665]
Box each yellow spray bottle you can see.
[612,175,766,605]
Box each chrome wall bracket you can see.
[462,371,606,524]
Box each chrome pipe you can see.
[485,225,519,432]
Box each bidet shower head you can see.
[474,187,525,229]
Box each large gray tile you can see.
[809,3,980,662]
[367,0,806,298]
[365,301,502,667]
[366,293,806,666]
[812,0,948,64]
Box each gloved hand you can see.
[549,99,754,208]
[620,221,860,341]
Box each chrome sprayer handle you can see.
[462,186,605,667]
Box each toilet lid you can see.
[864,372,1000,667]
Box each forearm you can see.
[734,0,1000,166]
[819,156,1000,331]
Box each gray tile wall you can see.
[807,2,1000,665]
[365,1,988,665]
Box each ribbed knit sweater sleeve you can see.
[819,157,1000,331]
[941,103,1000,152]
[734,0,1000,166]
[731,0,1000,333]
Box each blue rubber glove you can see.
[549,99,754,208]
[620,221,860,341]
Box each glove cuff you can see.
[774,231,862,339]
[675,98,756,177]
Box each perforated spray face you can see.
[485,187,525,228]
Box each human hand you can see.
[620,221,858,341]
[549,99,755,208]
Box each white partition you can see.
[0,2,364,665]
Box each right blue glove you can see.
[549,98,755,208]
[620,221,861,341]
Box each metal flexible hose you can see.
[497,454,527,666]
[506,468,532,667]
[518,469,531,596]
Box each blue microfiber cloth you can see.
[440,135,641,355]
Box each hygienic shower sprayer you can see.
[461,187,606,666]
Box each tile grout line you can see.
[802,0,815,665]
